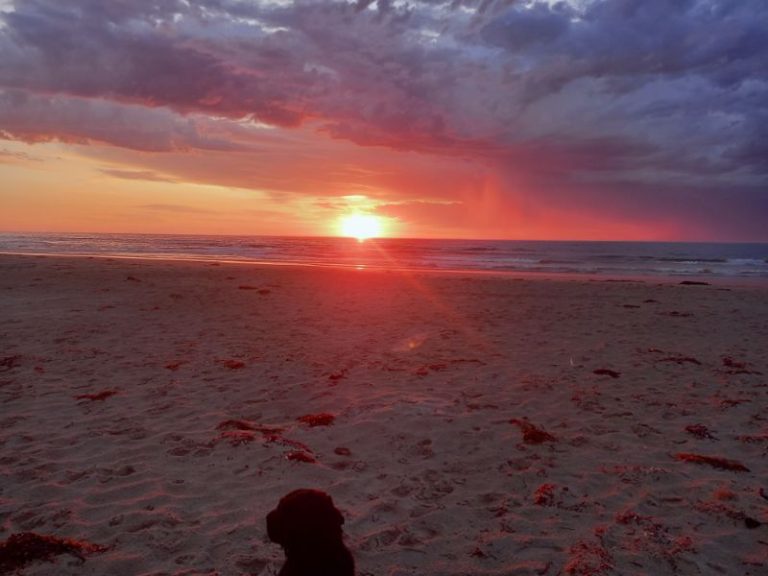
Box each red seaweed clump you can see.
[563,539,614,575]
[659,356,701,365]
[218,359,245,370]
[510,419,557,444]
[593,368,621,379]
[0,532,107,572]
[285,450,316,463]
[533,483,557,506]
[673,453,749,472]
[328,370,347,382]
[75,390,117,401]
[298,413,335,427]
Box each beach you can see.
[1,253,766,575]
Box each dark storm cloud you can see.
[0,0,766,236]
[0,0,320,125]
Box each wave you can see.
[1,233,766,279]
[657,257,727,263]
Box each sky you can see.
[0,0,766,241]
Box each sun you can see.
[339,213,384,241]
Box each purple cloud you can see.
[0,89,240,151]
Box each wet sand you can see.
[1,254,766,575]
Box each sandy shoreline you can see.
[1,254,766,575]
[2,250,766,289]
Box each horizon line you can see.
[1,229,767,245]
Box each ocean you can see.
[1,232,766,280]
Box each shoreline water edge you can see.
[1,232,767,282]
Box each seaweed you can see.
[0,532,107,573]
[533,483,557,506]
[328,369,348,382]
[164,360,186,371]
[593,369,621,379]
[75,390,117,401]
[218,359,245,370]
[563,539,614,575]
[298,413,335,427]
[510,419,556,444]
[285,451,316,463]
[673,453,749,472]
[659,356,701,365]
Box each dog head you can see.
[267,489,345,549]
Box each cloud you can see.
[0,89,243,151]
[0,0,765,239]
[139,203,212,214]
[100,168,176,182]
[0,145,42,163]
[0,1,763,173]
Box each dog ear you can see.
[316,491,345,529]
[333,505,345,528]
[266,509,285,544]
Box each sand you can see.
[0,254,766,575]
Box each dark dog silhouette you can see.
[267,489,355,576]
